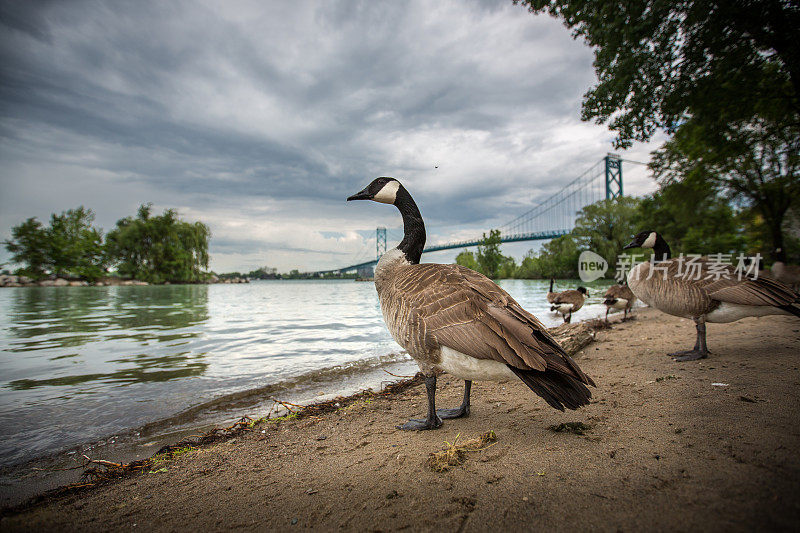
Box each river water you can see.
[0,278,615,472]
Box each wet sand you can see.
[3,308,800,531]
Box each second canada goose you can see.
[603,283,636,322]
[624,230,800,361]
[550,287,587,323]
[546,278,558,304]
[347,177,595,430]
[771,248,800,289]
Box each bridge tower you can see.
[376,227,387,261]
[604,153,623,200]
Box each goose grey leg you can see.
[436,380,471,419]
[605,308,610,323]
[397,375,443,430]
[565,311,571,324]
[672,318,710,361]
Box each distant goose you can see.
[347,178,595,430]
[603,283,636,322]
[771,248,800,290]
[624,231,800,361]
[550,287,587,323]
[546,278,558,304]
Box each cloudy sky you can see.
[0,0,662,273]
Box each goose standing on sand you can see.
[771,248,800,289]
[603,283,636,322]
[623,231,800,361]
[546,278,558,304]
[550,287,587,323]
[347,178,595,430]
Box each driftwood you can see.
[548,321,596,356]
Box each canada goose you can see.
[550,287,587,323]
[771,248,800,290]
[546,278,558,304]
[623,231,800,361]
[603,283,636,322]
[347,178,595,430]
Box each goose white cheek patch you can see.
[642,232,657,248]
[373,181,400,204]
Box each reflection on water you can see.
[0,278,614,467]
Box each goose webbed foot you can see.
[672,350,709,362]
[397,415,443,431]
[397,374,445,430]
[436,405,469,419]
[436,379,471,419]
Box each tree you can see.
[455,249,480,272]
[477,229,504,278]
[517,0,800,148]
[651,117,799,253]
[105,204,210,283]
[4,218,48,279]
[4,207,106,281]
[46,207,106,281]
[572,197,641,277]
[518,234,581,279]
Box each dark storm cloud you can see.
[0,0,658,272]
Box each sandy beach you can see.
[3,307,800,531]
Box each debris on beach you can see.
[548,422,592,435]
[427,431,498,472]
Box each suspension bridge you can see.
[313,154,630,276]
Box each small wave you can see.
[134,351,412,437]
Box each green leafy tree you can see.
[4,218,49,279]
[517,0,800,148]
[46,207,106,281]
[477,229,504,278]
[454,249,480,271]
[518,234,581,279]
[651,117,799,253]
[635,178,748,256]
[105,204,210,284]
[4,207,106,281]
[572,197,642,278]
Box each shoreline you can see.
[4,308,800,530]
[0,317,598,512]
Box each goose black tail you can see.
[779,304,800,318]
[507,366,592,411]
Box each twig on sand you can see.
[382,369,415,378]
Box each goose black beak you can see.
[623,240,638,250]
[347,188,373,201]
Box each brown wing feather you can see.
[395,263,593,387]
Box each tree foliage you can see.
[105,204,210,284]
[477,229,504,278]
[517,0,800,148]
[572,197,641,276]
[454,250,479,271]
[651,116,799,252]
[4,207,106,281]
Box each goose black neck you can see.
[395,185,426,264]
[653,234,672,261]
[549,278,554,292]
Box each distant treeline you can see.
[457,179,800,280]
[219,267,358,280]
[4,204,210,284]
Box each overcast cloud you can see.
[0,0,661,273]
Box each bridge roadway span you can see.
[311,229,570,275]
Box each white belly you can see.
[608,298,628,310]
[553,303,573,314]
[438,346,516,381]
[706,302,790,323]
